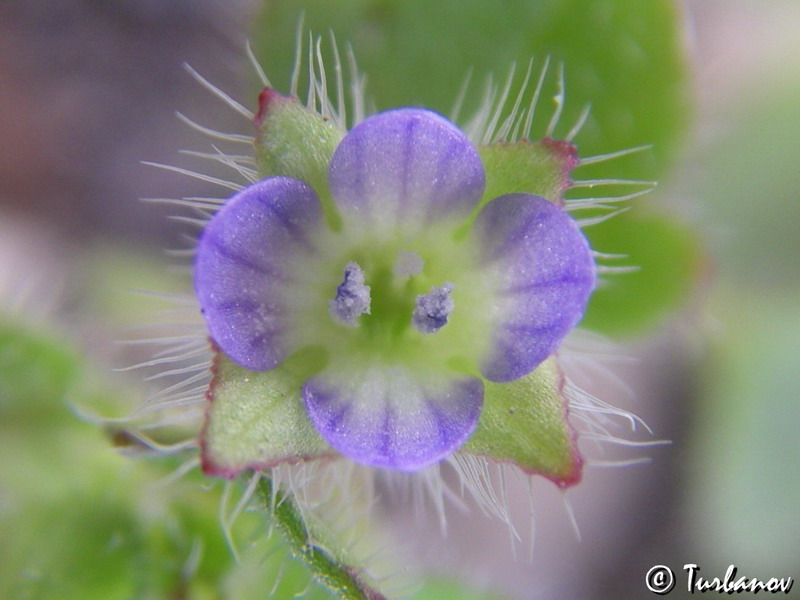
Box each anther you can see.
[412,283,454,334]
[329,262,371,326]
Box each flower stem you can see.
[257,474,386,600]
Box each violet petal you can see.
[472,194,595,382]
[194,177,322,371]
[328,108,485,235]
[303,366,483,470]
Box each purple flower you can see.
[195,108,595,471]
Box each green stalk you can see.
[257,475,386,600]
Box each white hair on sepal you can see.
[545,63,567,139]
[579,144,654,166]
[300,31,368,131]
[142,161,245,192]
[565,186,655,212]
[120,54,259,442]
[69,296,220,582]
[559,329,671,473]
[461,56,592,146]
[259,16,370,132]
[256,458,525,592]
[457,57,660,238]
[560,329,642,433]
[101,291,211,432]
[175,112,254,144]
[182,63,254,121]
[180,146,258,173]
[570,177,658,190]
[246,39,271,88]
[274,455,527,554]
[151,28,371,222]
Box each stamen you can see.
[393,251,424,278]
[412,283,455,334]
[329,262,371,326]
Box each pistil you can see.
[392,250,424,278]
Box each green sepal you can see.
[254,88,344,227]
[461,358,581,487]
[201,347,333,478]
[479,139,578,207]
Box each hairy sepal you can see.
[461,357,582,487]
[201,347,333,478]
[254,88,343,224]
[479,139,578,208]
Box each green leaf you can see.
[255,89,344,227]
[581,209,703,336]
[461,358,580,486]
[414,578,508,600]
[479,139,577,206]
[202,348,332,477]
[0,321,81,422]
[0,322,240,600]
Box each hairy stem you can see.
[257,474,386,600]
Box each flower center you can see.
[328,252,454,339]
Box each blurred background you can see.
[1,0,799,598]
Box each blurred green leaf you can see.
[83,245,192,328]
[413,578,507,600]
[253,0,689,179]
[580,209,703,336]
[0,322,326,599]
[0,322,82,422]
